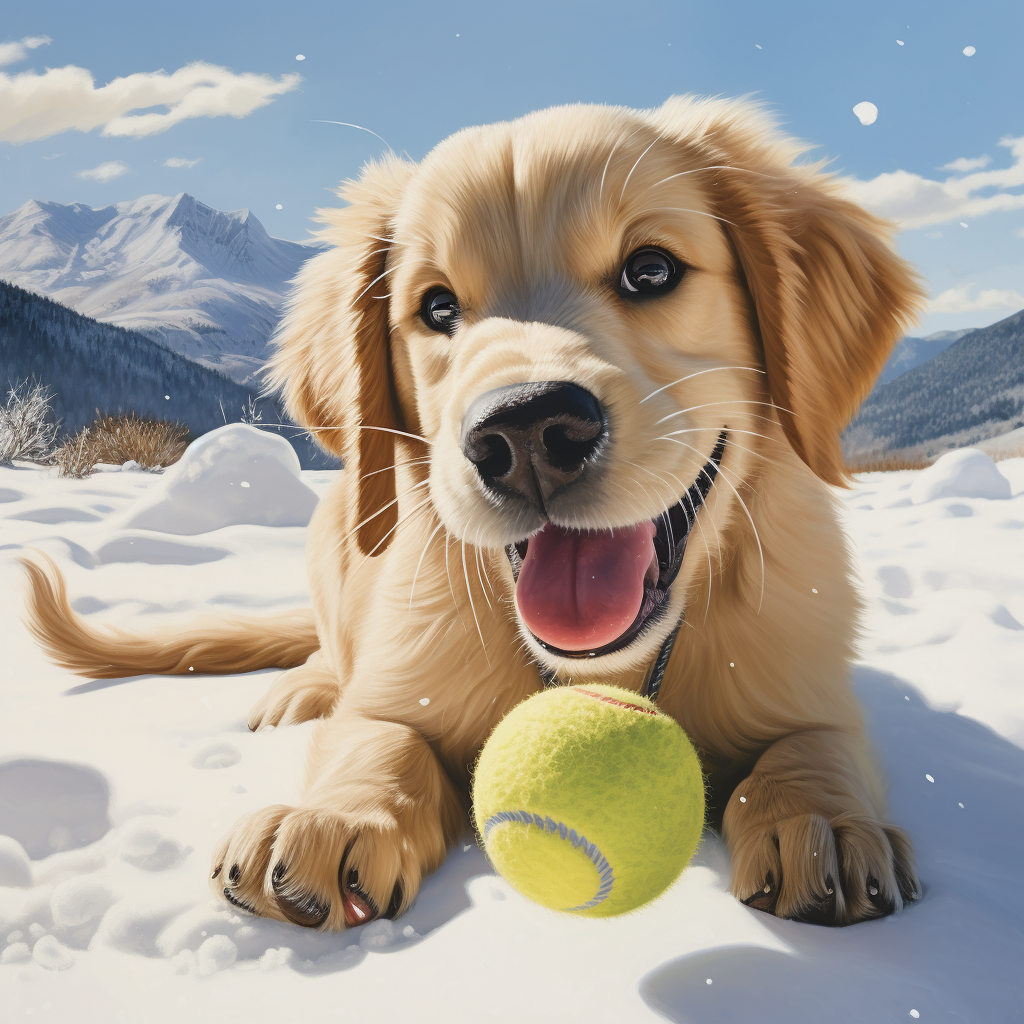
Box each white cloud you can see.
[940,154,990,173]
[0,61,300,142]
[847,135,1024,229]
[0,35,51,68]
[164,156,200,168]
[77,160,129,183]
[930,283,1024,314]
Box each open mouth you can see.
[505,430,727,659]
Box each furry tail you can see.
[21,553,320,679]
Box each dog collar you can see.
[537,615,682,704]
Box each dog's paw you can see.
[247,665,341,731]
[726,804,920,926]
[210,805,414,930]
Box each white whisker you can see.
[660,436,765,613]
[654,432,776,469]
[462,537,491,665]
[654,399,795,426]
[598,128,640,205]
[312,119,396,156]
[353,265,396,303]
[659,426,778,446]
[648,164,790,191]
[619,139,658,203]
[332,478,429,552]
[302,424,433,446]
[359,456,432,481]
[365,495,432,558]
[653,207,737,228]
[639,366,765,404]
[443,530,469,634]
[409,518,445,610]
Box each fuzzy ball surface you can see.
[472,684,705,917]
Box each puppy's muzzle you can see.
[461,381,606,508]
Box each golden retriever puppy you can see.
[24,95,924,929]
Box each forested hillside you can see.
[0,280,332,468]
[844,308,1024,458]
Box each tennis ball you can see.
[472,684,704,917]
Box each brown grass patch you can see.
[846,454,931,473]
[51,414,190,478]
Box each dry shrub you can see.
[0,380,60,465]
[52,413,190,478]
[847,454,931,473]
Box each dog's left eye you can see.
[619,248,681,296]
[421,288,462,334]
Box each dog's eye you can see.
[421,288,462,333]
[619,248,681,296]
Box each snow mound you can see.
[0,836,32,887]
[120,424,319,534]
[911,448,1012,503]
[32,935,74,971]
[50,876,115,929]
[195,934,238,976]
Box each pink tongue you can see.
[515,521,657,651]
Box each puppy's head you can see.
[270,98,923,676]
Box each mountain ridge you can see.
[0,194,320,383]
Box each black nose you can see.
[461,381,606,507]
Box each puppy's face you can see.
[383,107,768,675]
[274,98,920,680]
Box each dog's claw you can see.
[742,872,778,914]
[271,862,331,928]
[792,874,838,926]
[341,867,378,927]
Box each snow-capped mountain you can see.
[0,195,320,383]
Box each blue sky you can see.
[2,0,1022,334]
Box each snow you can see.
[0,836,32,887]
[963,46,976,56]
[120,424,319,534]
[1,452,1022,1021]
[910,448,1011,503]
[853,101,878,125]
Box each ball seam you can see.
[483,809,615,911]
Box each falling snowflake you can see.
[295,54,306,61]
[853,102,878,126]
[276,204,283,210]
[963,46,975,56]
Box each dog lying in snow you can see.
[24,95,924,929]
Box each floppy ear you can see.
[267,156,417,555]
[655,97,926,484]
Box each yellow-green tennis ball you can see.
[472,684,705,917]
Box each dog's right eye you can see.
[421,289,462,334]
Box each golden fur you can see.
[23,96,924,927]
